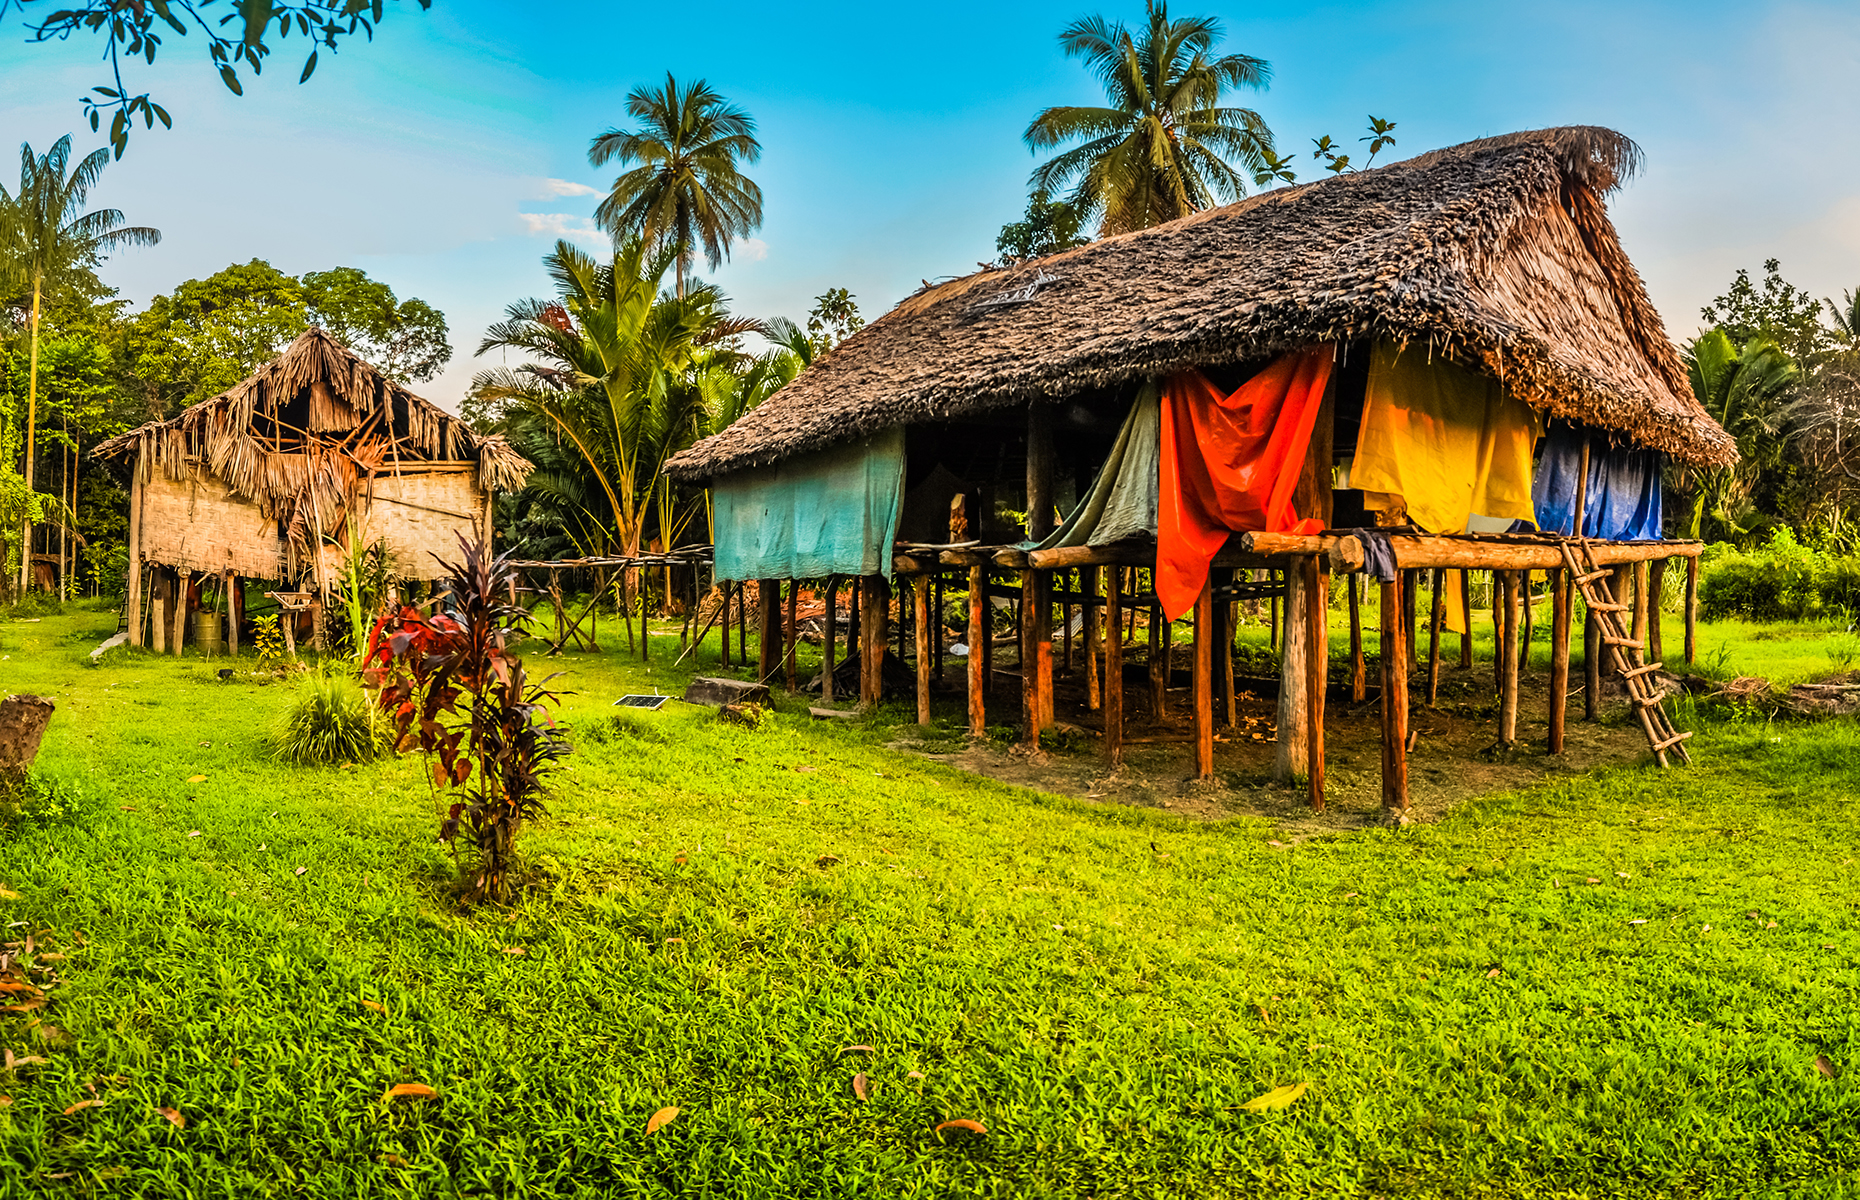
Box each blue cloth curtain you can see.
[712,427,906,580]
[1532,424,1664,540]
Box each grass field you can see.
[2,598,1858,1198]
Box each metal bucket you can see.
[193,611,225,656]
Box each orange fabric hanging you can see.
[1157,349,1334,619]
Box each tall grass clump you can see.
[270,670,386,766]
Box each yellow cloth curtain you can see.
[1352,342,1540,634]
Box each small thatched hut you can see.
[94,327,530,654]
[666,127,1736,813]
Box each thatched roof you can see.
[666,126,1735,481]
[93,327,530,560]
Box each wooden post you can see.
[933,571,944,680]
[1648,557,1666,666]
[979,572,994,700]
[225,570,240,656]
[1305,555,1326,811]
[1349,575,1366,702]
[1148,601,1169,721]
[1549,567,1570,755]
[1584,599,1601,721]
[1380,571,1409,815]
[968,565,986,737]
[1426,567,1444,705]
[1269,579,1279,654]
[860,575,887,707]
[1083,566,1101,711]
[1021,569,1053,743]
[1027,404,1054,540]
[1499,569,1520,746]
[914,576,932,726]
[1274,563,1309,782]
[758,577,781,684]
[822,577,838,703]
[151,568,168,654]
[1491,570,1506,693]
[1105,566,1124,766]
[1520,572,1534,672]
[1405,568,1420,666]
[1684,555,1698,665]
[641,569,651,664]
[738,578,749,666]
[1061,570,1072,678]
[126,448,144,646]
[1632,560,1650,653]
[1216,570,1236,727]
[784,579,798,690]
[1193,579,1214,780]
[1459,570,1474,668]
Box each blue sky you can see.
[3,0,1858,409]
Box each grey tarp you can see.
[712,427,905,581]
[1036,382,1160,549]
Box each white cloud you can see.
[518,212,605,242]
[540,177,601,198]
[737,237,768,263]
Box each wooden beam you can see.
[1248,531,1706,572]
[1193,579,1214,780]
[1499,569,1520,746]
[1305,554,1327,811]
[1034,572,1054,732]
[1380,571,1409,815]
[1105,566,1124,767]
[1549,567,1570,755]
[968,565,986,738]
[914,575,932,726]
[758,578,781,683]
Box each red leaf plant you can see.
[362,536,570,902]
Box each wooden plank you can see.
[968,565,986,737]
[1549,568,1570,754]
[1105,566,1124,766]
[1193,579,1214,780]
[1381,571,1409,814]
[914,575,932,726]
[1309,533,1704,573]
[1305,555,1326,811]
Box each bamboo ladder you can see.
[1556,538,1691,767]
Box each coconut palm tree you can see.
[1024,1,1277,237]
[1,134,159,590]
[588,75,763,298]
[1683,328,1799,541]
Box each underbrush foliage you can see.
[1700,527,1860,622]
[269,670,387,767]
[364,537,570,903]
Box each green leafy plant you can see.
[363,536,570,903]
[269,669,385,767]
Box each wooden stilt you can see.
[1105,566,1125,766]
[1083,566,1101,711]
[126,450,145,646]
[1491,570,1506,693]
[1684,555,1698,665]
[1034,572,1054,732]
[979,571,994,701]
[1305,555,1327,810]
[1427,566,1444,705]
[1061,570,1073,678]
[1549,567,1570,755]
[738,578,748,666]
[758,578,781,684]
[1380,570,1409,815]
[180,571,196,655]
[1149,600,1170,721]
[225,571,240,656]
[1405,568,1420,666]
[914,576,932,726]
[151,568,168,654]
[968,565,986,737]
[1459,569,1474,668]
[860,575,887,707]
[1648,557,1666,667]
[1521,571,1534,672]
[1584,597,1602,721]
[1269,581,1279,654]
[784,579,798,690]
[1500,569,1520,746]
[1632,560,1650,652]
[1193,579,1214,780]
[823,577,839,703]
[1215,570,1235,727]
[1275,563,1309,782]
[1021,570,1041,747]
[1349,575,1366,702]
[641,569,651,663]
[933,571,944,680]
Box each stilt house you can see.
[93,327,530,654]
[664,128,1737,813]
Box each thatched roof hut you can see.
[94,328,531,651]
[666,126,1734,482]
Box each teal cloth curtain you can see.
[1036,382,1160,549]
[712,427,906,580]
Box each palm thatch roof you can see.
[666,126,1735,481]
[93,327,530,553]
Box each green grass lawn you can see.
[2,599,1859,1198]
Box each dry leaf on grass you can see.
[379,1153,409,1168]
[645,1106,680,1135]
[294,867,307,877]
[62,1099,103,1115]
[361,1000,385,1014]
[1240,1081,1308,1112]
[156,1106,185,1127]
[0,1095,10,1107]
[187,831,201,838]
[1816,1055,1838,1079]
[840,1044,876,1055]
[1485,968,1503,978]
[381,1083,437,1104]
[852,1074,869,1101]
[934,1118,987,1135]
[185,775,206,783]
[500,946,527,956]
[0,886,20,900]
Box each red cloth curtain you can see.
[1156,349,1334,618]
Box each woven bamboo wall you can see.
[361,466,486,580]
[139,471,287,578]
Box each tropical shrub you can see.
[270,670,386,766]
[363,537,569,903]
[1698,527,1860,621]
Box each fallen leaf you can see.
[663,937,683,945]
[156,1106,185,1127]
[118,807,136,812]
[673,854,687,866]
[501,946,527,956]
[187,830,201,838]
[1615,871,1630,878]
[1629,919,1648,926]
[907,1070,924,1080]
[816,854,841,866]
[840,1044,876,1055]
[1585,878,1600,884]
[62,1098,104,1115]
[0,1096,9,1106]
[795,765,817,773]
[256,844,267,852]
[6,1052,48,1069]
[646,1106,680,1135]
[1267,840,1284,847]
[852,1073,869,1101]
[1817,1055,1838,1079]
[361,999,385,1014]
[1767,920,1779,929]
[379,1153,409,1168]
[294,867,307,877]
[1485,968,1503,978]
[1240,1081,1308,1112]
[934,1118,987,1135]
[381,1083,438,1103]
[185,775,207,783]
